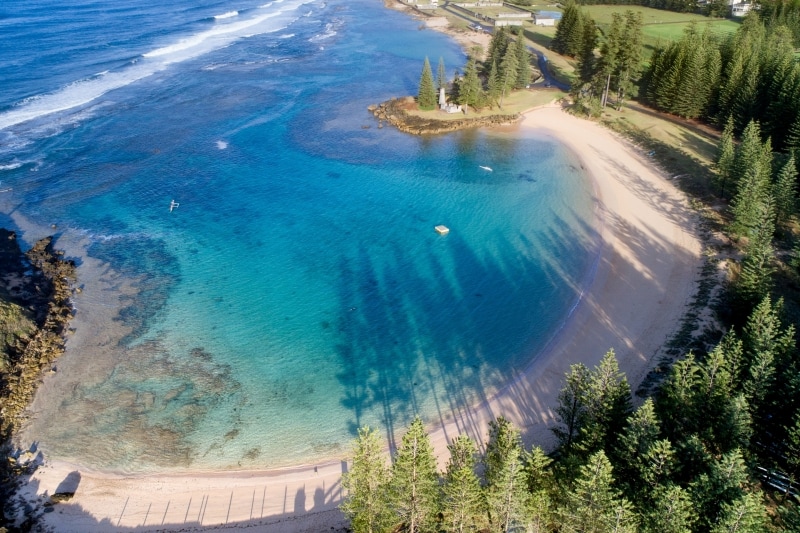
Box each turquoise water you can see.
[1,0,596,471]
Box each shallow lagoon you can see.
[1,0,596,471]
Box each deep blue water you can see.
[0,0,596,470]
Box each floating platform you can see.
[434,225,450,235]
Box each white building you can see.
[731,2,752,16]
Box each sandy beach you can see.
[16,105,702,532]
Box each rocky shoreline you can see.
[370,96,521,135]
[0,229,75,529]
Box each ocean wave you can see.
[0,68,154,131]
[142,6,297,61]
[214,11,239,20]
[0,0,311,132]
[278,33,295,39]
[0,162,23,171]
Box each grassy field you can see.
[581,6,740,57]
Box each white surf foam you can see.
[0,68,154,131]
[0,162,23,171]
[309,21,337,42]
[214,11,239,20]
[0,0,311,132]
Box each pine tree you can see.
[437,57,446,91]
[417,57,437,111]
[522,446,554,531]
[716,117,736,198]
[577,350,633,457]
[522,446,553,494]
[458,55,483,114]
[657,353,701,439]
[613,399,662,497]
[341,427,393,533]
[552,363,590,455]
[513,28,531,89]
[389,417,440,533]
[483,416,523,488]
[487,59,501,107]
[552,1,582,57]
[498,46,519,107]
[718,394,752,454]
[740,296,796,437]
[576,16,598,86]
[697,344,740,452]
[595,12,622,108]
[690,448,749,531]
[641,439,677,491]
[643,484,696,533]
[482,418,531,532]
[734,196,776,310]
[559,451,637,533]
[711,491,768,533]
[487,26,510,72]
[761,40,800,150]
[729,124,772,239]
[773,155,798,226]
[614,10,644,110]
[441,435,487,533]
[484,445,529,533]
[649,43,684,112]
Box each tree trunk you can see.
[601,73,611,108]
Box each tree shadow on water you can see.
[333,209,599,452]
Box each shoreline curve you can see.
[19,105,702,532]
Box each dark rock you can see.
[50,492,75,504]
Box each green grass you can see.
[581,6,740,58]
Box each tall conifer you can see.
[417,57,437,111]
[437,56,446,91]
[513,28,531,89]
[441,435,487,533]
[716,117,736,198]
[773,155,798,226]
[341,427,392,533]
[559,451,637,533]
[389,417,440,533]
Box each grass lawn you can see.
[581,6,740,58]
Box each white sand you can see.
[17,106,701,532]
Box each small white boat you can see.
[479,165,492,172]
[169,199,180,212]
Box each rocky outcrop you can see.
[0,233,76,435]
[0,231,75,529]
[370,96,521,135]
